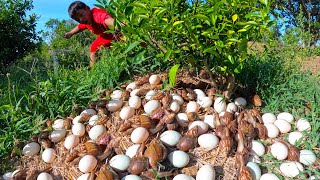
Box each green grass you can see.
[258,73,320,179]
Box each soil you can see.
[300,56,320,76]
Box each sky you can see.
[29,0,98,32]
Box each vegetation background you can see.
[0,0,319,178]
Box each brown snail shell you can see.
[128,156,149,175]
[151,108,166,121]
[144,141,167,168]
[129,115,153,129]
[252,95,262,107]
[187,112,198,122]
[177,135,197,152]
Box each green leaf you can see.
[245,13,262,19]
[227,38,241,43]
[173,21,184,26]
[259,0,268,6]
[128,2,147,9]
[124,41,140,54]
[232,14,238,22]
[164,49,173,61]
[193,14,211,23]
[238,28,248,32]
[169,64,180,87]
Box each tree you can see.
[0,0,41,74]
[100,0,273,98]
[272,0,320,45]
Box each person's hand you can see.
[64,32,73,39]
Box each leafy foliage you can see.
[0,0,41,74]
[98,0,273,76]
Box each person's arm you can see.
[64,26,83,39]
[104,17,118,31]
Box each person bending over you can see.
[64,1,120,68]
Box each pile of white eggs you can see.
[2,74,318,180]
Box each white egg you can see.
[186,101,199,113]
[214,97,226,113]
[131,127,149,143]
[203,115,216,129]
[196,164,215,180]
[270,142,288,160]
[111,89,123,99]
[280,161,304,177]
[64,135,80,150]
[176,113,189,127]
[274,119,291,133]
[277,112,294,123]
[72,115,82,124]
[50,129,66,143]
[251,140,265,157]
[81,109,97,116]
[72,123,86,137]
[149,74,161,85]
[296,118,311,132]
[120,106,135,120]
[288,131,303,145]
[89,125,106,140]
[260,173,280,180]
[234,97,247,107]
[107,99,123,112]
[299,150,316,166]
[194,89,206,98]
[168,150,190,168]
[144,100,161,114]
[37,172,53,180]
[52,119,65,130]
[246,162,261,180]
[2,172,12,180]
[160,130,182,147]
[264,123,279,138]
[171,93,184,105]
[88,115,99,126]
[79,155,97,173]
[173,174,195,180]
[22,142,40,156]
[109,154,131,172]
[126,82,137,90]
[130,89,140,97]
[226,102,238,113]
[121,174,142,180]
[145,90,156,100]
[262,113,276,124]
[197,96,213,108]
[125,144,141,158]
[170,101,180,113]
[189,121,209,135]
[77,173,91,180]
[129,96,142,109]
[41,148,56,163]
[198,134,219,150]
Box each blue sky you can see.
[29,0,98,31]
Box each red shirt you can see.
[77,8,111,35]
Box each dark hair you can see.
[68,1,88,18]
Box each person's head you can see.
[68,1,93,24]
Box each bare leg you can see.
[89,52,96,68]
